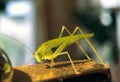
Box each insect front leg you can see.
[73,26,105,65]
[58,26,91,60]
[53,40,79,74]
[58,51,79,74]
[49,59,54,72]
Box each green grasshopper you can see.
[33,26,105,74]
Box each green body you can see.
[34,33,94,62]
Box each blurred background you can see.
[0,0,120,81]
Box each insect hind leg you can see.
[59,26,91,60]
[59,26,72,38]
[73,26,105,65]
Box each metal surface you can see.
[13,60,111,82]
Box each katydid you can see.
[33,26,104,74]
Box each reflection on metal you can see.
[0,48,13,82]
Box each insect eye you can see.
[37,52,41,56]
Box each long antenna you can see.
[0,33,35,64]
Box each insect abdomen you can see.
[66,33,94,46]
